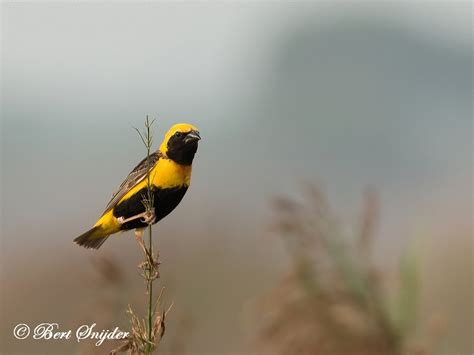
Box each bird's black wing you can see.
[102,152,161,214]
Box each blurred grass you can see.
[0,186,471,355]
[253,185,438,355]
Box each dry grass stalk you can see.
[110,117,171,355]
[255,184,431,355]
[110,290,172,355]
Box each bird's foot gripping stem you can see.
[117,209,156,226]
[141,209,156,224]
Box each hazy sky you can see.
[2,1,472,252]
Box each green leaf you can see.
[395,247,419,337]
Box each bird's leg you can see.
[117,210,155,225]
[135,228,158,274]
[134,228,147,254]
[134,228,144,242]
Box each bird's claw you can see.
[140,210,156,225]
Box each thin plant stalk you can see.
[145,117,153,354]
[134,116,158,354]
[111,117,168,355]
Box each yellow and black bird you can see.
[74,123,201,249]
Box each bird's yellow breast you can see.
[118,158,192,205]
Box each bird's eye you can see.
[175,132,182,138]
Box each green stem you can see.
[147,225,153,353]
[133,116,159,354]
[144,116,154,354]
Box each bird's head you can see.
[159,123,201,165]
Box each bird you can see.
[74,123,201,249]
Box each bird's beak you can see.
[185,130,201,143]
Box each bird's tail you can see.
[74,226,109,249]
